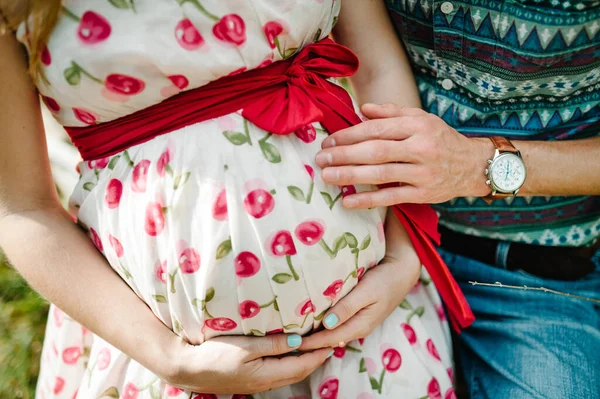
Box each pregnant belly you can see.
[70,115,386,344]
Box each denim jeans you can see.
[439,248,600,399]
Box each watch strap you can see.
[489,136,518,154]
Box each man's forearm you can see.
[467,136,600,197]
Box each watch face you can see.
[490,153,526,193]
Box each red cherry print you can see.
[426,338,441,361]
[193,395,217,399]
[41,46,51,66]
[107,236,123,260]
[53,307,64,327]
[381,348,402,372]
[89,228,103,251]
[157,149,172,177]
[427,377,442,399]
[268,230,297,256]
[105,74,145,96]
[304,164,315,180]
[105,179,123,209]
[53,377,66,394]
[266,328,284,335]
[358,338,365,345]
[401,323,417,345]
[317,377,339,399]
[264,21,284,49]
[239,300,260,319]
[73,108,97,125]
[341,185,356,197]
[166,385,184,397]
[295,298,315,316]
[62,346,82,364]
[333,346,346,358]
[436,304,447,321]
[78,11,111,44]
[87,157,110,169]
[131,160,151,193]
[257,58,273,68]
[356,266,366,280]
[447,367,454,383]
[294,124,317,143]
[444,388,457,399]
[228,67,248,76]
[42,96,60,113]
[294,220,325,246]
[323,279,343,300]
[213,14,246,46]
[243,189,275,219]
[122,382,140,399]
[168,75,189,90]
[97,347,111,370]
[235,251,261,278]
[175,19,205,50]
[145,202,165,236]
[212,189,228,221]
[155,260,167,283]
[179,248,201,274]
[204,317,237,331]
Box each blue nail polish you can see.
[287,334,302,347]
[327,350,334,358]
[324,313,339,329]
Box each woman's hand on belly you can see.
[163,333,333,394]
[298,209,421,351]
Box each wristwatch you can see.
[483,136,526,203]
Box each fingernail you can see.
[327,350,334,358]
[287,334,302,347]
[322,138,336,148]
[344,198,359,208]
[322,169,339,182]
[315,152,333,166]
[323,313,339,329]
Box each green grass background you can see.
[0,250,49,398]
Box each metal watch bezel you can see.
[484,151,527,195]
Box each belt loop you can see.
[495,241,511,269]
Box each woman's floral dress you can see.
[24,1,454,398]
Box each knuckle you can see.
[369,142,389,163]
[375,164,394,184]
[366,121,384,139]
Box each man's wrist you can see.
[468,137,496,197]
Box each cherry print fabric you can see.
[24,1,453,398]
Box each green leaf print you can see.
[108,0,130,9]
[64,64,82,85]
[283,47,298,59]
[250,329,265,337]
[223,130,249,145]
[399,299,412,310]
[359,357,367,373]
[149,385,161,399]
[332,235,347,254]
[313,28,323,43]
[173,172,191,189]
[359,234,371,251]
[369,376,380,391]
[272,273,293,284]
[83,182,96,191]
[287,186,306,202]
[344,232,358,249]
[216,238,232,259]
[107,155,120,170]
[260,141,282,163]
[273,300,279,312]
[205,287,215,302]
[152,294,167,303]
[320,191,333,208]
[98,386,119,398]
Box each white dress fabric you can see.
[25,1,455,398]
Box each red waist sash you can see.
[65,38,474,332]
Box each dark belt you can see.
[439,226,599,281]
